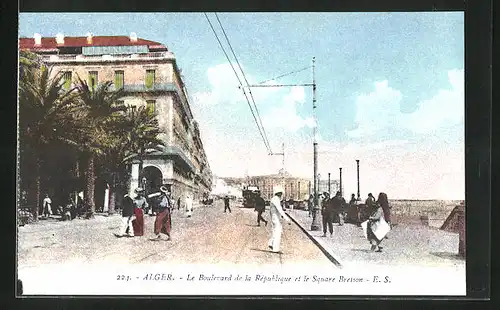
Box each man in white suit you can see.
[185,192,193,217]
[268,186,291,253]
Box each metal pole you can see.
[356,159,360,200]
[328,172,331,195]
[339,167,342,197]
[298,181,301,200]
[311,57,320,231]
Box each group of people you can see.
[307,191,392,252]
[116,186,194,241]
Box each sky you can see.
[19,12,464,199]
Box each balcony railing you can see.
[41,52,174,63]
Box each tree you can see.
[102,105,164,214]
[19,51,80,221]
[74,77,126,217]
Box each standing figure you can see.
[321,192,333,237]
[365,202,389,252]
[254,195,268,227]
[307,194,313,217]
[177,197,181,211]
[152,186,172,241]
[365,193,376,207]
[224,195,231,213]
[349,193,357,205]
[377,192,392,228]
[332,191,347,226]
[132,188,147,236]
[267,186,291,253]
[185,193,193,217]
[42,194,52,217]
[116,193,134,237]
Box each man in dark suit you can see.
[224,195,231,213]
[255,195,268,226]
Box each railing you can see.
[41,52,174,62]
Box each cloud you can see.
[348,69,464,138]
[262,86,316,132]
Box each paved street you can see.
[287,208,466,271]
[18,200,336,269]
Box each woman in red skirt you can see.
[132,188,148,236]
[151,186,172,241]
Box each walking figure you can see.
[267,186,291,253]
[255,195,268,226]
[152,186,172,241]
[321,192,334,237]
[224,195,231,213]
[116,193,134,238]
[42,194,52,217]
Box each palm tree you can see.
[74,76,126,217]
[103,105,164,214]
[19,53,80,221]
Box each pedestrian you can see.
[377,192,392,229]
[132,188,147,236]
[151,186,172,241]
[42,194,52,218]
[321,192,334,237]
[307,194,313,217]
[365,193,376,207]
[332,191,347,226]
[177,197,181,211]
[115,193,134,238]
[364,201,390,252]
[223,195,231,213]
[268,186,291,253]
[349,193,357,205]
[185,192,193,217]
[255,195,268,227]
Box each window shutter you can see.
[146,100,156,114]
[145,70,155,89]
[114,70,124,90]
[88,71,98,90]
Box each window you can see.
[146,100,156,114]
[88,71,98,90]
[63,71,72,90]
[114,70,124,90]
[145,69,156,89]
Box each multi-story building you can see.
[19,33,212,201]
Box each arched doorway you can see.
[140,166,163,196]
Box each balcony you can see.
[40,52,175,63]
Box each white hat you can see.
[160,186,169,194]
[273,185,284,195]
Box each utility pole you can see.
[339,167,343,197]
[356,159,360,200]
[269,142,285,195]
[310,57,320,230]
[328,172,331,195]
[240,58,319,230]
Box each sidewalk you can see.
[286,209,465,270]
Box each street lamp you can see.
[356,159,360,201]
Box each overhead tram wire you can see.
[204,13,272,154]
[257,66,311,85]
[214,13,273,155]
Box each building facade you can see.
[20,33,212,201]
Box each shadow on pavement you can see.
[250,248,282,254]
[244,224,258,227]
[351,248,373,253]
[430,252,464,261]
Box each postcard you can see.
[17,12,466,296]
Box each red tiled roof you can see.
[19,36,166,50]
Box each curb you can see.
[286,211,343,269]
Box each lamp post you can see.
[356,160,360,200]
[328,172,331,195]
[339,167,343,197]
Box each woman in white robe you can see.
[185,193,193,217]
